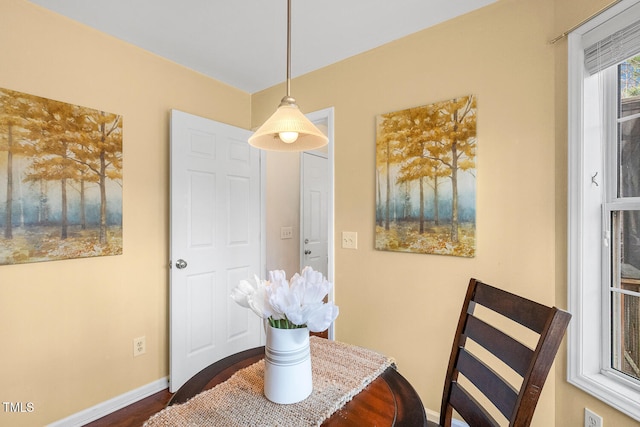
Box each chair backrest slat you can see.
[465,315,534,377]
[449,382,500,427]
[473,282,550,333]
[456,348,518,419]
[437,278,571,427]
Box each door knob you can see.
[175,259,188,269]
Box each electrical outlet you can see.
[280,226,293,239]
[342,231,358,249]
[585,408,603,427]
[133,336,146,357]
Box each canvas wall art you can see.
[375,95,476,257]
[0,87,123,265]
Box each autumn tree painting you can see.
[375,95,476,257]
[0,87,122,265]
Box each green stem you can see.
[267,316,307,329]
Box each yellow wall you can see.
[252,0,634,426]
[3,0,640,425]
[0,1,249,425]
[255,0,558,423]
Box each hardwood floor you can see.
[83,389,172,427]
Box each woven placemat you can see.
[144,337,394,427]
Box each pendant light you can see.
[248,0,328,152]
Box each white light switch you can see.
[280,226,293,239]
[342,231,357,249]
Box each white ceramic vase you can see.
[263,324,312,404]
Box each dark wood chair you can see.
[428,278,571,427]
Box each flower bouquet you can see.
[231,266,339,332]
[231,267,338,403]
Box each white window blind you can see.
[584,3,640,74]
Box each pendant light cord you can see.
[279,0,295,107]
[286,0,292,98]
[248,0,328,150]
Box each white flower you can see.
[230,278,255,309]
[306,302,340,333]
[230,267,339,331]
[268,278,295,320]
[268,269,287,284]
[230,275,273,319]
[247,276,274,320]
[297,268,332,306]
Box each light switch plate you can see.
[280,226,293,239]
[342,231,357,249]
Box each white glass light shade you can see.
[249,103,328,152]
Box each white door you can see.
[170,110,263,392]
[301,152,328,278]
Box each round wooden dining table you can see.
[169,346,427,426]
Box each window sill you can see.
[568,369,640,421]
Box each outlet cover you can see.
[585,408,603,427]
[133,336,146,357]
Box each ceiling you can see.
[27,0,497,94]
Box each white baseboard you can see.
[426,407,440,423]
[47,377,169,427]
[425,407,468,427]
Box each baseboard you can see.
[425,407,440,423]
[47,377,169,427]
[425,407,468,427]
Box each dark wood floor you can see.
[83,389,172,427]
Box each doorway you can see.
[264,107,335,336]
[300,151,328,278]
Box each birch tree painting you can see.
[375,95,476,257]
[0,88,122,265]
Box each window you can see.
[609,57,640,383]
[568,0,640,420]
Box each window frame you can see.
[567,0,640,420]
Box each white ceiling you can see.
[27,0,496,93]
